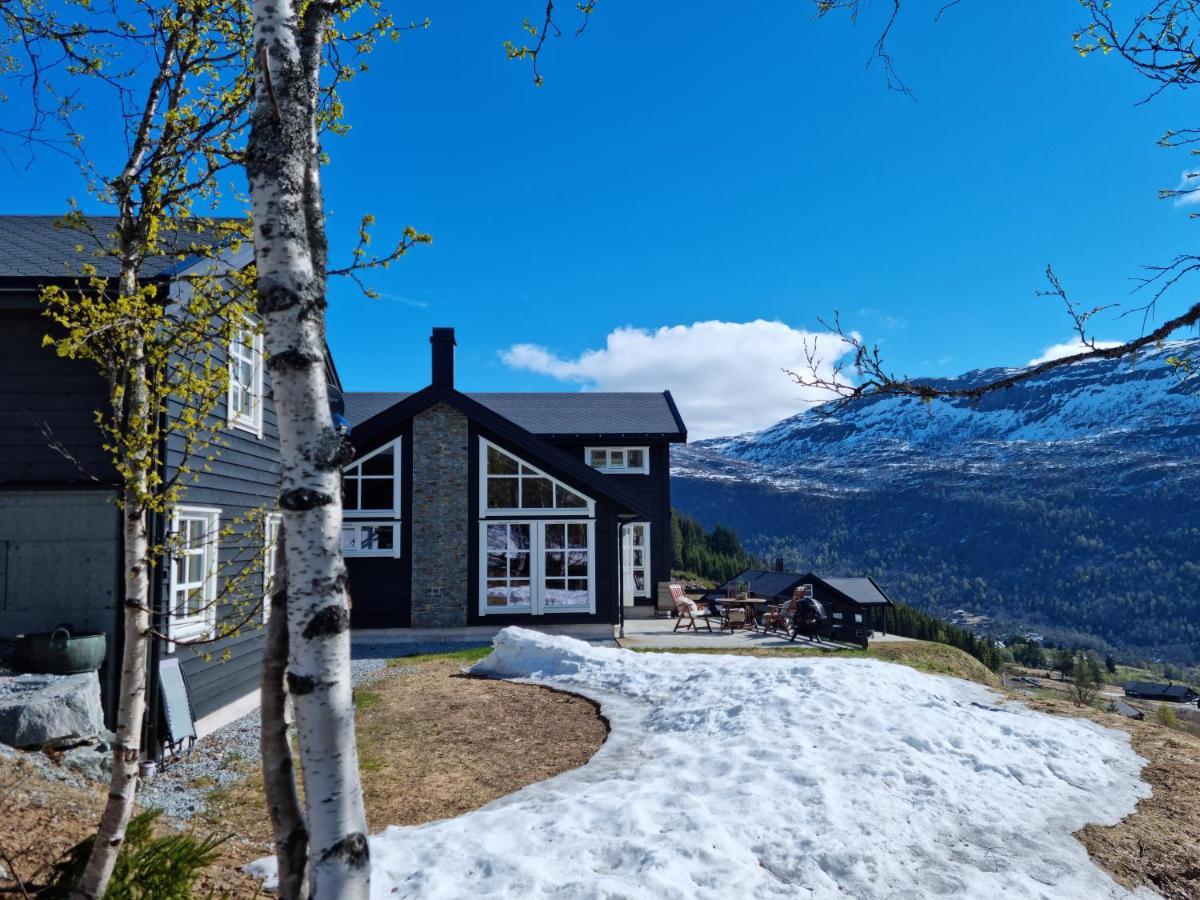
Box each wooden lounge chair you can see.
[722,606,747,632]
[759,597,797,634]
[670,584,719,633]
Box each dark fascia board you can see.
[324,344,344,392]
[663,390,688,442]
[533,432,687,443]
[349,385,654,518]
[866,575,897,606]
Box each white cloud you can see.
[1027,338,1121,366]
[1173,168,1200,206]
[499,320,852,439]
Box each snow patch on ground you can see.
[252,628,1153,899]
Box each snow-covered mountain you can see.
[671,340,1200,663]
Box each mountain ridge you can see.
[670,339,1200,663]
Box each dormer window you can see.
[228,322,264,437]
[586,446,649,475]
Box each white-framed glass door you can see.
[620,524,636,608]
[482,519,595,615]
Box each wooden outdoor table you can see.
[714,597,771,630]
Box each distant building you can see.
[1122,681,1199,704]
[701,569,895,647]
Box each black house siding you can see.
[0,302,116,484]
[465,423,621,627]
[157,346,281,723]
[548,439,673,603]
[346,423,412,630]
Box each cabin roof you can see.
[0,215,242,280]
[818,577,895,606]
[348,384,654,519]
[703,569,896,606]
[345,390,687,441]
[1123,681,1197,699]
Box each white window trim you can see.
[168,505,221,645]
[480,439,594,517]
[343,439,402,518]
[630,522,651,598]
[586,446,650,475]
[263,512,282,624]
[341,520,402,558]
[479,519,596,616]
[228,321,264,438]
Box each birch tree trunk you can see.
[260,523,309,900]
[247,1,369,896]
[73,326,151,900]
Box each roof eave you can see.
[350,385,654,518]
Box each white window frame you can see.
[228,321,264,437]
[168,506,221,644]
[480,439,594,517]
[341,520,401,558]
[479,519,596,616]
[585,446,650,475]
[343,439,402,518]
[630,522,651,598]
[262,512,282,624]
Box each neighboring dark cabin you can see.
[0,216,340,755]
[702,568,896,647]
[1123,681,1200,704]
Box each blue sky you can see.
[3,2,1197,436]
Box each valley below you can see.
[671,340,1200,666]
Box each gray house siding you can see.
[0,280,284,738]
[156,346,281,723]
[0,487,122,720]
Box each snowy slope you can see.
[674,339,1200,495]
[251,629,1153,898]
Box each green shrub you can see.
[1157,704,1178,728]
[44,808,232,899]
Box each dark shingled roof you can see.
[702,570,806,602]
[344,390,686,439]
[0,215,240,280]
[1123,681,1198,700]
[821,577,894,606]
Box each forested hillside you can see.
[671,510,1004,670]
[672,341,1200,666]
[669,510,765,585]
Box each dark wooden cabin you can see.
[703,568,896,647]
[1123,681,1199,704]
[0,216,334,751]
[340,329,688,633]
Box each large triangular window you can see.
[481,439,592,515]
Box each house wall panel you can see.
[0,487,121,717]
[0,308,114,483]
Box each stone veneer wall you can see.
[410,402,470,627]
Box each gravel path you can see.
[137,642,491,819]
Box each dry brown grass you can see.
[1014,692,1200,899]
[198,659,607,852]
[0,658,607,898]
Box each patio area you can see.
[617,616,915,651]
